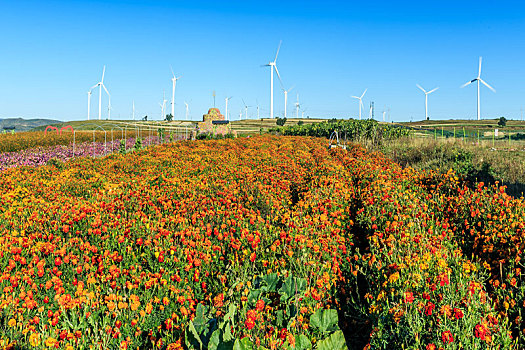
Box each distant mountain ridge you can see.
[0,118,61,132]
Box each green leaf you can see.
[279,276,307,301]
[186,320,204,350]
[209,329,220,350]
[310,309,339,333]
[261,273,279,292]
[316,330,346,350]
[295,335,312,350]
[247,289,262,306]
[233,338,254,350]
[194,303,208,333]
[224,303,236,324]
[223,321,234,343]
[276,310,285,328]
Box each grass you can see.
[369,136,525,197]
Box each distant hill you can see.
[0,118,61,132]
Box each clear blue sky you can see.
[1,0,524,122]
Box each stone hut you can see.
[192,108,236,139]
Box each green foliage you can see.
[158,128,165,143]
[276,117,287,126]
[118,139,126,154]
[498,116,507,127]
[270,119,410,144]
[297,120,304,126]
[133,137,142,151]
[196,132,236,140]
[46,157,64,169]
[165,114,174,122]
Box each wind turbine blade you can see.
[101,66,106,83]
[478,56,482,78]
[242,99,246,107]
[361,88,368,99]
[416,84,426,93]
[480,79,496,92]
[428,87,439,94]
[351,96,359,99]
[274,65,284,88]
[90,84,99,91]
[288,85,295,93]
[274,40,282,62]
[170,65,175,77]
[460,80,473,88]
[261,64,271,68]
[102,84,110,97]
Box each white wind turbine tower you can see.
[262,40,283,119]
[416,84,439,121]
[242,99,252,120]
[184,102,189,120]
[159,92,167,120]
[87,91,92,120]
[461,57,496,120]
[282,85,294,119]
[225,96,232,120]
[351,89,367,120]
[89,66,110,120]
[170,67,181,118]
[295,93,300,118]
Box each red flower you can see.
[424,302,435,316]
[245,318,255,330]
[425,344,436,350]
[441,330,453,344]
[453,308,464,320]
[404,292,414,304]
[474,323,489,341]
[256,299,265,311]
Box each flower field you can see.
[0,135,524,349]
[0,137,161,172]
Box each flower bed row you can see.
[0,135,522,349]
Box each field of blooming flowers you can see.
[0,135,524,349]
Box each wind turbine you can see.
[461,57,496,120]
[89,66,110,120]
[416,85,439,120]
[262,40,283,119]
[225,96,233,120]
[351,89,367,120]
[282,85,294,119]
[170,67,181,118]
[87,91,92,120]
[184,102,189,120]
[159,92,167,120]
[242,99,251,120]
[295,93,300,118]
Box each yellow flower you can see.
[388,272,400,284]
[7,318,16,327]
[45,337,58,348]
[29,333,41,347]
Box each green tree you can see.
[498,116,507,127]
[276,117,287,126]
[165,114,173,122]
